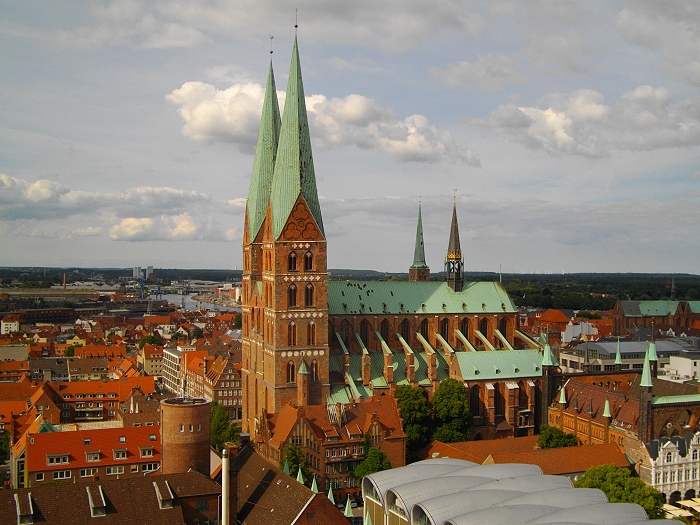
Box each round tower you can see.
[160,397,211,475]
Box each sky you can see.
[1,1,699,275]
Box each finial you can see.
[270,35,274,55]
[295,8,299,30]
[453,189,457,204]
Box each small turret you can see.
[614,337,622,371]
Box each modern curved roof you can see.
[363,459,659,525]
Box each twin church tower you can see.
[241,37,494,437]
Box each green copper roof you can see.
[247,60,281,241]
[411,203,429,270]
[541,343,558,367]
[640,347,653,387]
[269,36,324,240]
[652,394,700,405]
[454,349,542,381]
[328,280,517,315]
[619,300,678,317]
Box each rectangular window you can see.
[86,452,100,462]
[114,450,127,460]
[130,464,138,473]
[80,468,98,477]
[142,462,159,472]
[47,455,69,465]
[106,466,124,475]
[53,470,71,480]
[140,448,153,458]
[35,473,44,482]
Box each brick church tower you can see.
[241,38,330,437]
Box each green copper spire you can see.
[542,343,558,367]
[640,345,653,388]
[411,203,429,270]
[558,386,567,405]
[298,358,309,375]
[247,60,281,241]
[296,466,304,484]
[614,337,622,366]
[648,340,658,362]
[283,458,290,475]
[344,495,353,517]
[365,511,372,525]
[327,486,335,505]
[602,399,611,418]
[270,36,324,240]
[311,474,318,493]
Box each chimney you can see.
[221,449,230,525]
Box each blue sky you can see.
[1,1,699,273]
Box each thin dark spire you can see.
[445,194,463,292]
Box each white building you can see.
[162,345,197,394]
[666,355,700,381]
[641,433,700,503]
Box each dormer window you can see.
[114,449,127,460]
[140,447,154,458]
[86,451,100,462]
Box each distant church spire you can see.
[269,35,324,240]
[409,201,430,282]
[445,193,463,291]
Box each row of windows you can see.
[287,283,315,308]
[655,467,699,484]
[288,321,316,346]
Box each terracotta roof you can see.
[48,376,156,401]
[0,471,219,525]
[0,382,40,402]
[537,309,571,323]
[484,442,630,475]
[25,425,161,472]
[419,435,540,463]
[556,380,639,431]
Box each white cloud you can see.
[54,0,211,49]
[615,1,700,87]
[480,87,700,156]
[168,83,479,165]
[73,226,103,237]
[432,54,524,92]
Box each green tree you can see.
[574,464,666,519]
[210,402,239,452]
[279,443,309,483]
[64,346,75,357]
[395,385,431,460]
[138,334,163,349]
[234,312,242,328]
[192,327,204,339]
[0,430,10,458]
[431,378,471,442]
[537,425,578,449]
[352,447,391,479]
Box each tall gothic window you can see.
[311,360,319,382]
[399,319,411,341]
[288,252,297,272]
[340,320,350,346]
[308,321,316,345]
[499,317,508,336]
[419,319,429,339]
[305,284,314,307]
[479,318,489,338]
[440,318,450,343]
[470,385,481,417]
[460,318,469,338]
[360,319,370,343]
[288,284,297,308]
[304,252,313,271]
[288,322,297,346]
[380,319,389,341]
[287,361,296,383]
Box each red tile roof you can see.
[419,435,540,463]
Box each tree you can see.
[192,327,204,339]
[431,378,471,442]
[279,443,309,483]
[234,312,242,328]
[395,385,431,460]
[210,402,239,452]
[0,430,10,458]
[574,464,666,519]
[138,334,163,349]
[537,425,578,449]
[64,346,75,357]
[352,447,391,479]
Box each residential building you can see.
[1,314,21,334]
[66,357,110,381]
[637,432,700,503]
[257,396,406,501]
[162,345,205,394]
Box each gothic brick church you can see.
[241,37,539,439]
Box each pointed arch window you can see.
[340,320,350,346]
[499,318,508,336]
[288,252,297,272]
[479,318,489,338]
[470,385,481,417]
[399,319,411,341]
[304,252,313,271]
[311,360,319,382]
[288,322,297,347]
[305,284,314,307]
[380,319,389,342]
[288,284,297,308]
[460,319,470,346]
[287,361,296,383]
[308,321,316,346]
[440,319,450,343]
[419,319,429,339]
[360,319,370,343]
